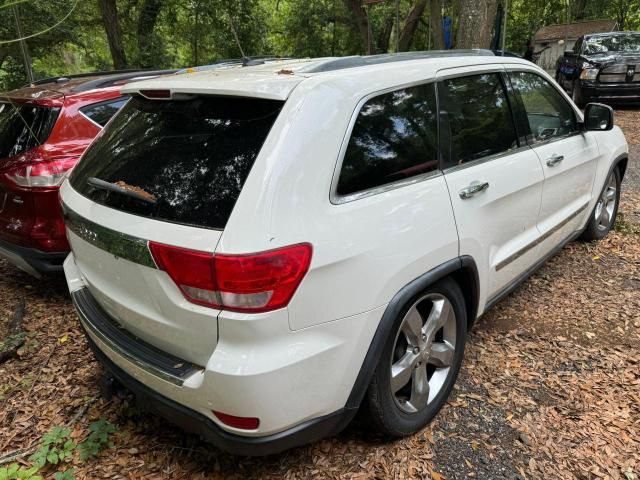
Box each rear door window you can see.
[69,95,283,230]
[336,83,439,197]
[0,102,60,159]
[79,97,129,127]
[438,73,519,169]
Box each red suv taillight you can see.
[149,242,312,313]
[3,157,76,189]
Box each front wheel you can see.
[580,168,621,241]
[366,277,467,437]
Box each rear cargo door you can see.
[63,94,284,366]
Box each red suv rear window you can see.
[0,101,60,159]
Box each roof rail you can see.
[30,69,156,86]
[176,56,294,73]
[69,69,178,92]
[301,49,496,74]
[27,69,177,92]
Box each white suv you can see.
[61,51,628,455]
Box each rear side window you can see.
[336,84,439,197]
[508,71,577,143]
[70,95,283,230]
[438,73,518,168]
[0,102,60,159]
[79,97,129,127]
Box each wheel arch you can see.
[344,256,479,411]
[614,154,628,181]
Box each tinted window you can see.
[337,84,438,197]
[80,97,129,127]
[509,71,577,143]
[70,95,283,230]
[438,73,518,168]
[0,102,60,159]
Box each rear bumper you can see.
[581,82,640,103]
[83,330,355,456]
[0,238,66,277]
[66,268,376,455]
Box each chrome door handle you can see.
[546,154,564,167]
[459,181,489,199]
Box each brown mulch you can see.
[0,111,639,479]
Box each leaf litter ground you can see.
[0,111,639,479]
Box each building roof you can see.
[534,19,618,43]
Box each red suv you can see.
[0,70,173,277]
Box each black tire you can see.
[572,80,586,109]
[366,277,467,437]
[580,167,621,241]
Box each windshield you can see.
[584,34,640,54]
[0,102,60,159]
[69,95,283,230]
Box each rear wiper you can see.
[87,177,157,205]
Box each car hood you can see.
[583,52,640,68]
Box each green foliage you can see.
[614,213,640,235]
[3,0,640,91]
[0,420,115,480]
[29,426,76,469]
[0,464,42,480]
[53,469,75,480]
[77,419,117,461]
[0,374,34,401]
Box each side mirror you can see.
[583,103,614,131]
[564,50,576,57]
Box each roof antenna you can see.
[226,9,263,67]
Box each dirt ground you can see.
[0,112,639,480]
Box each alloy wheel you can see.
[390,293,457,414]
[594,173,617,230]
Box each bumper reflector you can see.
[213,411,260,430]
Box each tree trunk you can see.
[571,0,589,21]
[456,0,498,49]
[343,0,371,54]
[614,0,631,30]
[377,13,395,53]
[137,0,163,68]
[429,0,444,49]
[97,0,128,70]
[398,0,428,52]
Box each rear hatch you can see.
[0,99,61,245]
[63,94,284,365]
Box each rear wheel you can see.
[367,277,467,436]
[580,168,621,241]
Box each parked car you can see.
[556,31,640,107]
[0,70,173,277]
[61,53,628,455]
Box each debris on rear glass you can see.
[114,181,157,203]
[87,177,157,204]
[277,69,294,75]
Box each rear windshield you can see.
[0,102,60,159]
[70,95,283,230]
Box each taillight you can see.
[149,242,312,313]
[3,157,76,188]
